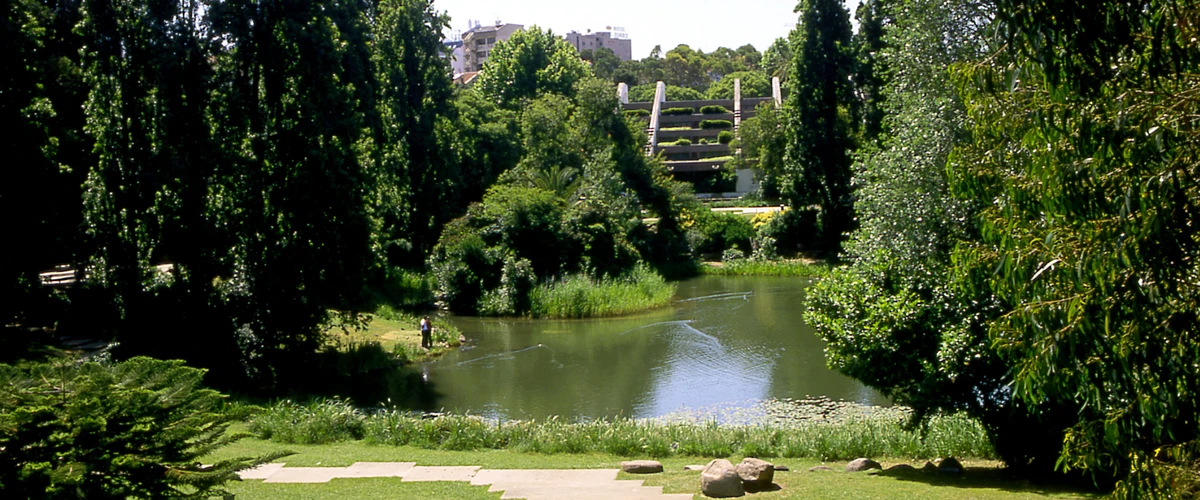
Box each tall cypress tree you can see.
[783,0,856,253]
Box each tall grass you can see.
[528,266,676,319]
[248,401,995,460]
[702,260,830,278]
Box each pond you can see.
[422,275,888,422]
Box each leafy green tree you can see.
[706,71,771,99]
[1,0,89,325]
[852,0,891,144]
[0,357,284,498]
[783,0,857,252]
[734,102,787,197]
[804,0,1028,467]
[581,47,621,81]
[663,44,710,92]
[760,37,791,80]
[627,83,704,102]
[476,26,590,106]
[951,0,1200,494]
[372,0,456,265]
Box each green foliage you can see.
[0,357,284,498]
[248,399,367,445]
[661,107,696,115]
[948,0,1200,492]
[761,38,792,80]
[251,400,995,461]
[702,260,829,277]
[783,0,857,252]
[627,84,705,102]
[736,103,788,197]
[663,44,711,92]
[476,26,590,106]
[691,212,755,255]
[717,131,734,144]
[699,119,734,129]
[622,108,650,118]
[670,138,693,146]
[706,71,772,99]
[700,105,730,114]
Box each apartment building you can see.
[462,22,524,72]
[564,29,632,61]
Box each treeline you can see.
[793,0,1199,497]
[2,2,691,389]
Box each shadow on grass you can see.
[874,466,1105,498]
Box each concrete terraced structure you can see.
[620,78,783,196]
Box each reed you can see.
[527,266,676,319]
[249,400,996,460]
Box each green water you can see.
[424,275,887,421]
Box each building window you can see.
[487,37,495,44]
[476,39,485,45]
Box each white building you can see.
[462,22,524,72]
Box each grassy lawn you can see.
[328,308,459,363]
[209,437,1098,500]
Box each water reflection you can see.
[428,276,888,421]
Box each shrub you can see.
[671,138,692,146]
[661,107,695,116]
[693,211,755,255]
[622,108,650,118]
[700,119,733,129]
[722,248,746,262]
[0,358,283,499]
[717,130,734,144]
[759,208,819,254]
[700,105,730,114]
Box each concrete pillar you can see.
[733,78,742,131]
[772,76,782,109]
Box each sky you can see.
[431,0,864,60]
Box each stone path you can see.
[239,463,693,500]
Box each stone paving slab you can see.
[401,465,481,482]
[336,461,415,478]
[261,467,344,483]
[237,463,286,480]
[470,468,619,486]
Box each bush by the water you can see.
[250,400,995,460]
[0,358,281,498]
[525,265,676,319]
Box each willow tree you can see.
[952,0,1200,495]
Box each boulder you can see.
[845,458,882,472]
[885,464,916,472]
[620,460,663,474]
[937,457,963,474]
[683,465,706,472]
[736,458,775,489]
[808,466,834,472]
[774,465,790,472]
[921,461,938,472]
[700,459,744,498]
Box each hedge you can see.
[661,107,695,116]
[700,119,734,129]
[700,105,730,114]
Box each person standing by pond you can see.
[420,316,433,349]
